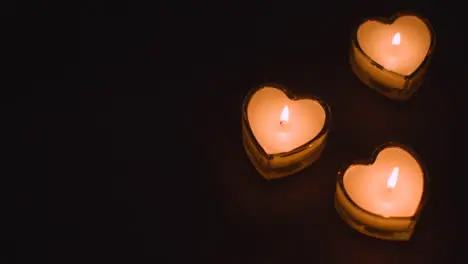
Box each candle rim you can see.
[242,83,332,159]
[336,142,430,221]
[352,11,436,79]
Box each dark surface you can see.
[8,0,466,263]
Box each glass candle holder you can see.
[335,142,429,241]
[242,84,331,180]
[349,12,436,100]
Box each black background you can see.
[7,0,466,263]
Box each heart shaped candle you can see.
[350,12,435,100]
[242,84,331,179]
[335,143,428,241]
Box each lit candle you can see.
[242,84,331,179]
[335,143,428,241]
[350,13,435,100]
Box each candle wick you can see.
[280,120,287,127]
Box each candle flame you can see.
[392,33,401,46]
[387,167,399,189]
[280,106,289,125]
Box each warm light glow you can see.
[392,33,401,46]
[280,106,289,125]
[387,167,399,189]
